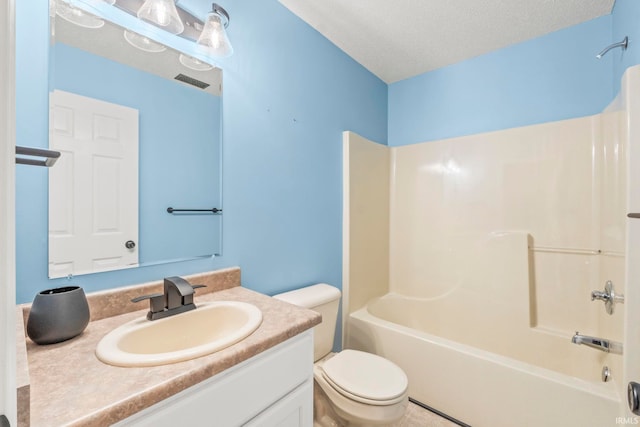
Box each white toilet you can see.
[274,284,408,427]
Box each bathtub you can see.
[346,293,622,427]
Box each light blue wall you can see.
[20,1,639,306]
[388,15,615,146]
[15,0,387,303]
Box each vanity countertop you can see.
[17,268,321,427]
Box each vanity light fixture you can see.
[109,0,234,59]
[196,3,233,58]
[124,29,167,53]
[137,0,184,35]
[56,0,105,29]
[179,53,215,71]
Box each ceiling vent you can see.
[174,73,210,90]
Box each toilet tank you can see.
[273,284,341,362]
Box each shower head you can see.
[596,36,628,59]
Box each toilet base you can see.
[313,380,406,427]
[314,381,344,427]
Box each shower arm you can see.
[596,36,628,59]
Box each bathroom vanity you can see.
[16,268,320,426]
[115,332,313,427]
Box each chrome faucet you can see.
[131,276,206,320]
[571,332,623,355]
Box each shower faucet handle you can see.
[591,280,624,315]
[591,290,610,302]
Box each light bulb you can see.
[179,54,214,71]
[137,0,184,34]
[56,1,105,29]
[124,30,167,53]
[197,11,233,58]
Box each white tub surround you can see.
[341,65,640,426]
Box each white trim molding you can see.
[0,0,17,424]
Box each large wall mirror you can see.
[48,4,223,279]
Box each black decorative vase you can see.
[26,286,90,345]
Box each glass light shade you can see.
[196,12,233,58]
[56,1,104,29]
[179,54,214,71]
[124,30,167,53]
[137,0,184,35]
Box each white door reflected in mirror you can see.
[49,89,139,278]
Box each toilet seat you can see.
[320,350,408,406]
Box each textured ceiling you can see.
[278,0,615,83]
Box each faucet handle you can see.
[591,280,624,315]
[131,292,163,303]
[131,293,166,319]
[591,290,610,302]
[183,285,206,306]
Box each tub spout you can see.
[571,332,623,355]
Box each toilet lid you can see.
[321,350,408,403]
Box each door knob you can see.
[125,240,136,249]
[629,382,640,415]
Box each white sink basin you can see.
[96,301,262,367]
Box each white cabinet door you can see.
[49,90,139,278]
[243,381,313,427]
